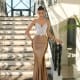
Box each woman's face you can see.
[37,10,45,17]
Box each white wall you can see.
[44,0,80,65]
[60,0,80,4]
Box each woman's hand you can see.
[54,38,63,44]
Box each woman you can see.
[25,6,62,80]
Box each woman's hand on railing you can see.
[54,38,63,45]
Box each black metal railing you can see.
[49,40,62,76]
[43,0,62,76]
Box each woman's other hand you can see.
[55,38,63,45]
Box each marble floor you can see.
[62,65,80,80]
[50,47,80,80]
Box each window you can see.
[6,0,35,16]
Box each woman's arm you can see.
[47,20,55,41]
[47,19,62,44]
[25,20,35,41]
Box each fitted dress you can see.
[32,22,48,80]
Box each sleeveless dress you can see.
[32,23,48,80]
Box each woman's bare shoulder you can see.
[31,19,37,24]
[46,18,50,26]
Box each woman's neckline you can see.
[36,22,47,27]
[35,18,47,27]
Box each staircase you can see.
[0,16,51,80]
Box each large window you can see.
[6,0,35,16]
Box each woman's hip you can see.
[33,35,48,42]
[32,35,48,50]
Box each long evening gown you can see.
[32,23,48,80]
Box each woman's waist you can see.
[33,34,48,40]
[35,31,47,36]
[35,34,47,37]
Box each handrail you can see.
[43,0,62,76]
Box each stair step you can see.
[0,34,34,38]
[0,34,34,37]
[0,19,32,21]
[0,60,50,70]
[0,51,33,54]
[0,47,33,52]
[0,33,35,35]
[0,29,35,33]
[0,40,31,45]
[2,26,35,30]
[0,37,29,40]
[0,35,34,40]
[0,68,51,80]
[0,44,31,46]
[0,46,32,48]
[0,21,31,25]
[0,53,33,60]
[0,45,31,47]
[0,24,29,26]
[0,70,33,80]
[0,16,36,20]
[0,50,33,53]
[0,25,35,30]
[0,39,31,42]
[0,47,48,53]
[0,51,49,59]
[0,28,35,31]
[1,29,35,32]
[0,28,26,30]
[0,61,34,70]
[0,53,33,57]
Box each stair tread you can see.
[0,45,31,46]
[0,70,33,75]
[0,61,34,63]
[0,16,36,20]
[0,22,31,25]
[0,60,50,65]
[0,51,33,53]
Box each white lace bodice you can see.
[35,23,48,36]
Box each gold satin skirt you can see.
[32,35,48,80]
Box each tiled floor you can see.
[24,74,53,80]
[63,78,75,80]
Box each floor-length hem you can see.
[32,35,48,80]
